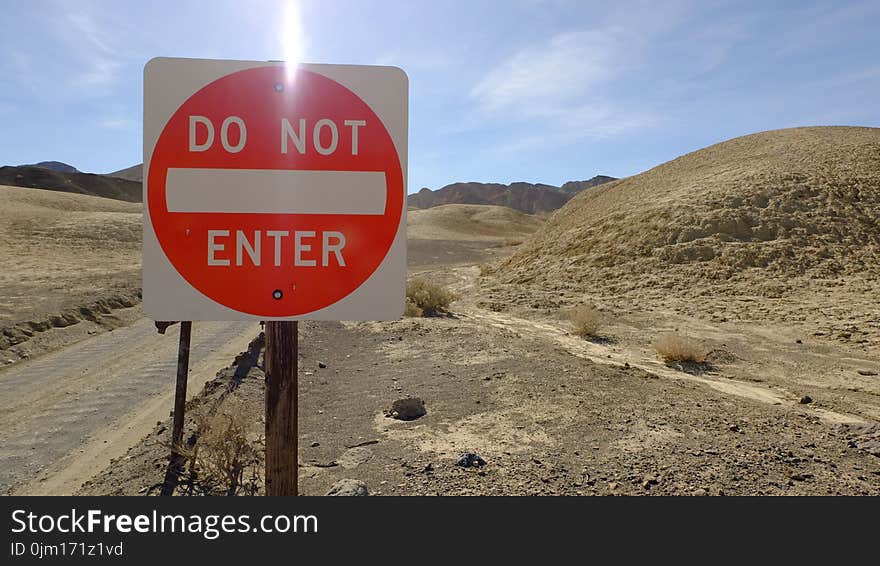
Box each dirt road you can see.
[0,317,259,495]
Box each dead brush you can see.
[190,401,258,496]
[405,278,456,317]
[570,304,604,338]
[654,334,707,364]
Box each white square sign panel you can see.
[143,57,408,320]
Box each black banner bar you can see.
[1,496,875,562]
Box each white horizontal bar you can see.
[165,168,386,214]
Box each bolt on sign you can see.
[143,58,408,320]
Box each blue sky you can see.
[0,0,878,191]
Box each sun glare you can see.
[281,0,303,81]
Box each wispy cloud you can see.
[469,27,654,148]
[62,8,122,90]
[373,50,452,71]
[471,28,635,111]
[98,117,137,130]
[67,11,114,55]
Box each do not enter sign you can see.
[143,58,408,320]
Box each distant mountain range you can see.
[408,176,616,214]
[13,160,140,181]
[21,161,79,174]
[0,165,141,202]
[4,159,617,213]
[108,164,142,182]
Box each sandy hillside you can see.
[488,126,880,349]
[407,203,544,241]
[0,185,142,359]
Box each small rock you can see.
[337,447,373,469]
[310,441,320,447]
[729,424,740,433]
[456,453,486,468]
[326,479,368,496]
[799,395,813,405]
[4,359,14,365]
[423,463,434,473]
[318,362,327,369]
[857,370,878,376]
[607,482,620,491]
[385,397,426,421]
[694,488,709,496]
[795,339,802,344]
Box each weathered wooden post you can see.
[264,321,298,496]
[159,320,191,496]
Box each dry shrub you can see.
[405,278,455,316]
[654,334,707,364]
[192,401,258,495]
[570,304,604,338]
[404,299,423,317]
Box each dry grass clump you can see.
[654,334,707,364]
[405,278,456,317]
[190,402,258,495]
[404,300,424,317]
[570,304,604,338]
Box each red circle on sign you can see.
[148,66,403,317]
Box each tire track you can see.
[0,319,257,494]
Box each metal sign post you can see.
[159,320,191,496]
[172,321,192,449]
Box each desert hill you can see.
[408,204,544,241]
[0,165,141,202]
[22,161,78,173]
[560,175,617,194]
[0,185,141,352]
[409,175,616,214]
[107,164,142,182]
[490,126,880,338]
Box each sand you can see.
[407,203,544,242]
